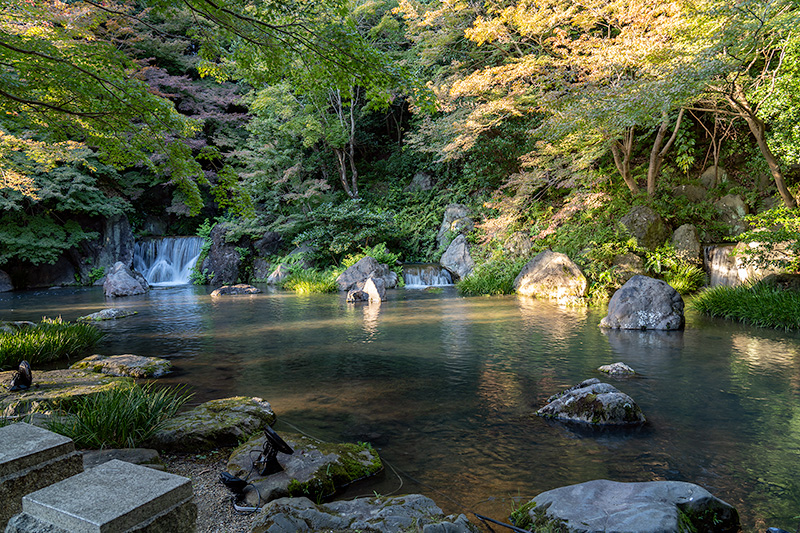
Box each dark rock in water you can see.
[514,479,739,533]
[600,275,684,330]
[251,495,477,533]
[103,262,148,298]
[337,256,397,291]
[537,378,645,425]
[210,284,262,296]
[346,277,386,303]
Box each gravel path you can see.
[162,449,259,533]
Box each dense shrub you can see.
[0,318,105,369]
[282,269,339,293]
[47,383,192,449]
[691,281,800,330]
[457,257,527,296]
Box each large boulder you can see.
[600,275,685,330]
[70,354,172,379]
[252,258,272,281]
[436,204,474,249]
[671,224,702,263]
[440,234,475,281]
[253,232,282,256]
[612,253,645,282]
[227,433,383,505]
[74,214,136,284]
[201,223,245,286]
[514,479,739,533]
[536,378,645,425]
[103,261,148,297]
[148,397,276,452]
[346,277,386,303]
[513,250,587,305]
[620,206,671,250]
[0,269,12,292]
[672,184,707,202]
[715,194,749,236]
[336,256,398,291]
[252,495,477,533]
[700,165,727,189]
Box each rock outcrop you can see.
[201,223,244,286]
[440,234,475,281]
[336,256,398,291]
[536,378,645,425]
[620,206,671,250]
[514,479,739,533]
[0,270,12,292]
[671,224,702,263]
[148,397,276,452]
[103,262,148,298]
[251,495,477,533]
[600,275,685,330]
[513,250,587,305]
[70,354,172,379]
[436,204,474,249]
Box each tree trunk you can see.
[611,127,639,194]
[647,109,684,196]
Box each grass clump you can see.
[457,256,527,296]
[282,269,339,293]
[691,280,800,330]
[47,382,192,449]
[0,317,105,369]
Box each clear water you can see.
[2,286,799,531]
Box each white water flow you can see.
[133,237,203,286]
[402,263,453,288]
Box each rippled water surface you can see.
[3,286,800,531]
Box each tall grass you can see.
[282,269,339,293]
[47,383,192,449]
[664,263,707,295]
[691,281,800,330]
[457,257,527,296]
[0,317,105,369]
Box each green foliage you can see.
[736,206,800,272]
[342,242,404,284]
[456,256,527,296]
[190,219,215,285]
[691,280,800,330]
[645,244,706,295]
[0,318,105,369]
[282,269,340,294]
[47,383,192,449]
[674,117,697,175]
[0,215,97,265]
[88,267,105,284]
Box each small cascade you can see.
[133,237,203,286]
[403,263,453,289]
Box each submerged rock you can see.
[600,275,684,330]
[77,308,137,321]
[252,495,477,533]
[514,479,739,533]
[210,283,262,296]
[598,362,636,376]
[70,354,172,379]
[537,378,645,425]
[148,397,276,452]
[228,432,384,506]
[513,250,587,305]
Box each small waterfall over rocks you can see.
[402,264,453,288]
[133,237,203,286]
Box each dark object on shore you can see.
[254,426,293,476]
[7,360,32,391]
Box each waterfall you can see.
[704,243,777,287]
[402,263,453,289]
[133,237,203,286]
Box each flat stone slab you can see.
[0,369,131,417]
[228,433,383,504]
[13,459,193,533]
[70,354,172,378]
[515,479,739,533]
[82,448,164,471]
[0,423,76,479]
[77,308,137,321]
[252,495,478,533]
[148,396,276,452]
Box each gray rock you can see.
[337,256,398,291]
[600,275,685,330]
[620,206,671,250]
[612,253,645,282]
[513,250,587,305]
[598,362,636,375]
[347,277,386,303]
[517,479,739,533]
[0,269,12,292]
[671,224,702,263]
[700,165,727,188]
[437,204,474,249]
[252,258,272,281]
[253,232,282,256]
[227,433,383,505]
[536,378,645,425]
[148,397,276,452]
[210,284,262,296]
[440,235,475,281]
[252,495,478,533]
[77,308,137,321]
[715,194,749,235]
[266,264,292,285]
[672,184,707,202]
[201,223,244,286]
[70,354,172,379]
[405,172,434,193]
[103,262,148,298]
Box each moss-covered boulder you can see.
[251,495,478,533]
[0,369,131,417]
[511,480,739,533]
[227,432,383,505]
[537,378,645,425]
[77,308,137,321]
[147,396,275,452]
[513,250,587,305]
[70,354,171,378]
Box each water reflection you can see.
[3,286,800,530]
